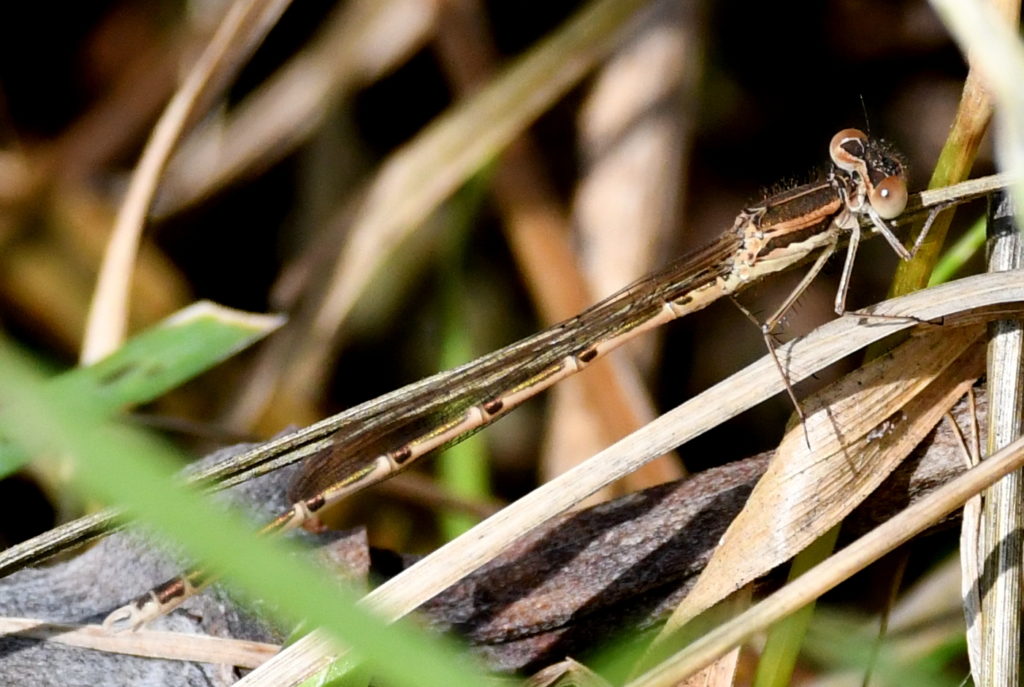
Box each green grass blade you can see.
[928,216,986,286]
[0,301,283,477]
[436,177,493,540]
[0,338,491,687]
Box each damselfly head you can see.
[829,128,907,219]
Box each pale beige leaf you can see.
[678,650,740,687]
[677,586,750,687]
[663,325,985,630]
[525,658,613,687]
[961,477,984,679]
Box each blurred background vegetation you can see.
[0,0,994,646]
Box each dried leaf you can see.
[663,324,985,629]
[525,658,613,687]
[675,586,749,687]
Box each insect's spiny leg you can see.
[762,330,809,447]
[730,296,810,447]
[769,233,840,327]
[839,217,936,326]
[909,201,952,257]
[729,230,839,450]
[868,210,912,260]
[834,222,861,316]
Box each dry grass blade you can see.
[157,0,437,216]
[431,0,686,491]
[960,389,985,677]
[922,6,1024,680]
[677,651,739,687]
[282,0,650,399]
[0,617,277,669]
[234,273,1024,687]
[928,0,1024,213]
[223,0,654,430]
[573,0,696,317]
[655,325,985,635]
[81,0,294,363]
[975,190,1024,685]
[625,433,1024,687]
[548,0,697,488]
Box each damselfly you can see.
[105,128,917,630]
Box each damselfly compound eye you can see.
[868,175,907,219]
[829,128,869,173]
